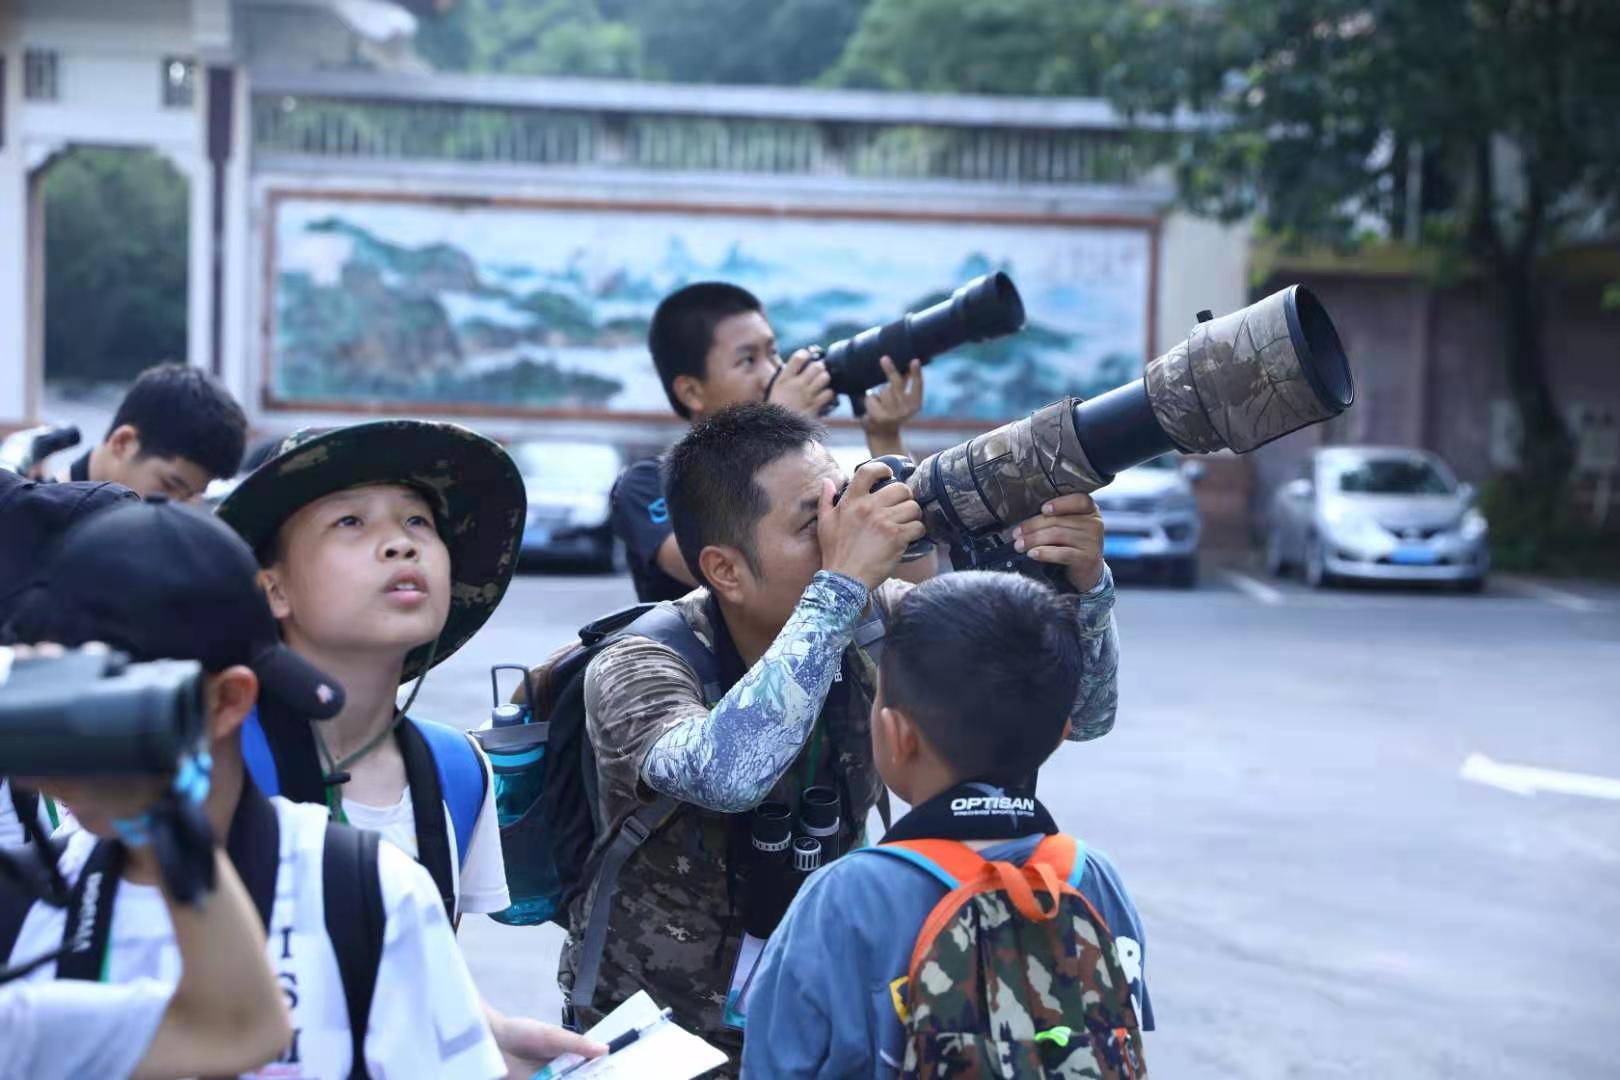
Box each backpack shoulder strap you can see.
[240,706,282,798]
[1030,834,1088,889]
[410,718,488,869]
[569,793,679,1018]
[0,874,32,969]
[867,839,987,890]
[395,720,456,925]
[616,604,725,704]
[852,603,887,664]
[322,821,385,1080]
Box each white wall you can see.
[1154,209,1252,359]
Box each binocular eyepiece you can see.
[742,786,844,939]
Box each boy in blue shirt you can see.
[742,570,1153,1077]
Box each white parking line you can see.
[1222,570,1285,606]
[1495,576,1603,613]
[1461,752,1620,801]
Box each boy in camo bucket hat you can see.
[218,421,603,1076]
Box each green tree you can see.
[43,148,188,383]
[611,0,868,85]
[1100,0,1620,550]
[827,0,1115,94]
[413,0,644,78]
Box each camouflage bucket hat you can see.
[216,420,526,684]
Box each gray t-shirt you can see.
[742,834,1153,1078]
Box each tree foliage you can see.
[43,148,188,383]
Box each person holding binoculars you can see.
[612,282,929,603]
[562,402,1119,1074]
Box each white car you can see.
[510,439,624,572]
[1266,446,1489,590]
[1090,454,1203,588]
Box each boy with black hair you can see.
[742,570,1153,1077]
[566,403,1120,1071]
[614,281,927,601]
[3,498,508,1079]
[219,420,604,1077]
[65,362,246,502]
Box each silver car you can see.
[1265,446,1489,590]
[510,439,625,572]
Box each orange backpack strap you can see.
[1030,833,1088,889]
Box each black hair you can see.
[662,403,824,587]
[107,363,247,480]
[880,571,1084,784]
[648,282,765,419]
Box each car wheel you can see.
[1264,529,1289,578]
[1168,556,1199,589]
[1304,535,1332,589]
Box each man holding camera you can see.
[613,282,927,602]
[564,403,1119,1071]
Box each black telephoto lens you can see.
[821,273,1026,403]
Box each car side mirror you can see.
[1284,477,1314,501]
[1456,481,1476,504]
[1181,460,1207,484]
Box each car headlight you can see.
[1459,509,1488,540]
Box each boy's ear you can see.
[207,665,259,743]
[697,545,747,604]
[106,424,142,461]
[671,373,706,417]
[258,567,291,620]
[879,705,924,767]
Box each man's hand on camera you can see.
[767,347,836,417]
[1012,492,1106,592]
[860,356,924,457]
[817,462,927,591]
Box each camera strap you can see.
[56,785,281,982]
[881,780,1056,845]
[55,841,124,981]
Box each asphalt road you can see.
[419,564,1620,1079]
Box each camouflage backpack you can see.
[872,835,1147,1079]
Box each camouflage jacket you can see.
[560,567,1119,1066]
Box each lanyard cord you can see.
[313,638,439,823]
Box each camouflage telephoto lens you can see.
[906,284,1354,553]
[822,273,1026,403]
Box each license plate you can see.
[1390,546,1438,565]
[1104,536,1142,558]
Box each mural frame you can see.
[259,188,1160,432]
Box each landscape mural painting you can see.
[266,194,1153,424]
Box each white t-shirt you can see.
[6,798,505,1080]
[0,977,168,1080]
[0,777,66,848]
[341,739,511,917]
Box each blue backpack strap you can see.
[1067,836,1089,890]
[240,705,281,798]
[860,842,967,890]
[412,718,487,868]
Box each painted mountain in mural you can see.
[270,199,1151,419]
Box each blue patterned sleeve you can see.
[1066,563,1119,742]
[641,570,869,812]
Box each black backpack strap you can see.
[0,875,34,972]
[323,821,385,1080]
[569,793,679,1018]
[9,782,40,840]
[56,839,125,980]
[395,720,457,926]
[569,603,725,1018]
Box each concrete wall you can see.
[1244,268,1620,537]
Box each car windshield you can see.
[511,443,620,491]
[1333,457,1453,495]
